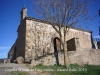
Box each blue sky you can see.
[0,0,100,59]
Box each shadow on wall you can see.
[53,37,78,65]
[97,42,100,49]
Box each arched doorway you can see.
[54,37,61,52]
[54,37,61,65]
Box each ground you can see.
[0,63,50,75]
[0,63,100,75]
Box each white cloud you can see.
[0,47,10,50]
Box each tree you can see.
[32,0,95,68]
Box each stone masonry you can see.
[25,18,92,60]
[8,7,100,66]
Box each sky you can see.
[0,0,100,59]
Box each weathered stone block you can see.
[4,59,10,63]
[17,56,24,64]
[31,60,36,66]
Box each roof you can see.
[20,16,92,33]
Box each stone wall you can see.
[16,20,26,59]
[69,49,100,65]
[25,20,57,61]
[31,51,64,66]
[25,19,92,61]
[66,29,92,49]
[8,43,16,62]
[31,49,100,66]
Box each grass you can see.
[33,64,100,75]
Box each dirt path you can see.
[0,63,50,75]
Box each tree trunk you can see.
[60,33,64,48]
[63,28,70,68]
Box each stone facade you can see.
[23,18,92,61]
[8,7,100,65]
[16,20,26,59]
[8,43,16,62]
[32,49,100,66]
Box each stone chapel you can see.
[8,7,100,66]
